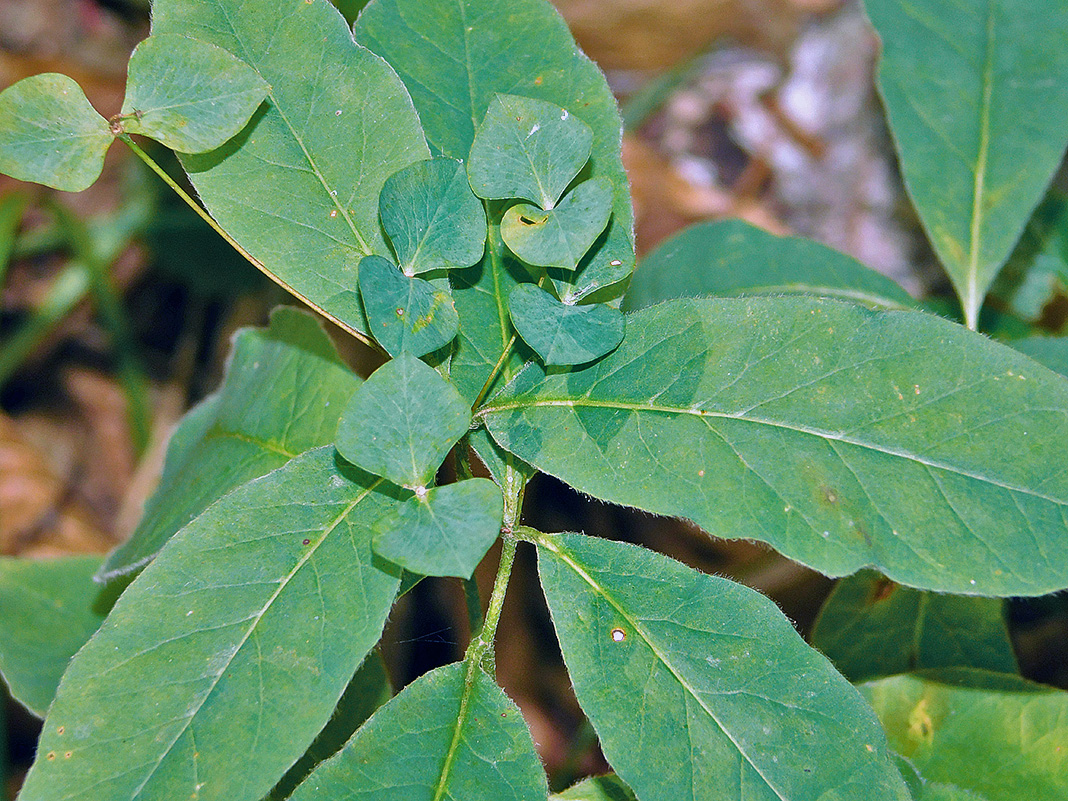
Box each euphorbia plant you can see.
[1,0,1067,799]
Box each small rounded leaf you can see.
[359,254,459,357]
[335,352,471,488]
[508,283,624,366]
[0,74,112,192]
[467,93,593,209]
[501,177,613,270]
[120,34,270,153]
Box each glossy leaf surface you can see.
[865,0,1068,327]
[0,556,106,717]
[507,284,624,366]
[538,532,909,801]
[468,94,592,209]
[100,307,359,578]
[0,74,111,192]
[373,478,503,578]
[811,570,1016,683]
[18,447,403,801]
[288,660,547,800]
[359,255,459,357]
[861,669,1068,801]
[335,352,470,488]
[484,296,1068,595]
[120,34,269,153]
[625,219,916,310]
[380,157,486,274]
[152,0,430,334]
[355,0,635,308]
[501,178,613,271]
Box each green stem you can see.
[467,532,518,675]
[471,333,516,411]
[117,134,385,355]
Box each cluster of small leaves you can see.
[1,0,1068,800]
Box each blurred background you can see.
[1,0,1067,796]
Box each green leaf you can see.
[507,284,624,366]
[355,0,635,307]
[335,352,470,489]
[0,556,107,717]
[266,652,392,801]
[467,426,536,490]
[0,73,112,192]
[552,775,636,801]
[537,532,909,801]
[151,0,430,335]
[468,94,593,210]
[1009,336,1068,378]
[100,306,359,578]
[0,191,29,286]
[482,296,1068,596]
[373,478,503,578]
[861,669,1068,801]
[810,570,1017,683]
[17,447,403,801]
[865,0,1068,328]
[624,219,916,311]
[380,157,487,274]
[501,178,613,271]
[358,254,459,358]
[288,659,547,800]
[119,34,269,153]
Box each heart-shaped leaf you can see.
[358,254,459,357]
[373,478,503,578]
[501,177,613,270]
[0,73,112,192]
[119,33,270,153]
[467,93,593,210]
[508,283,624,365]
[380,157,487,274]
[335,352,470,489]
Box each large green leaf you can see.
[120,34,269,153]
[355,0,635,371]
[288,659,547,800]
[151,0,430,334]
[335,352,471,489]
[100,306,360,578]
[624,219,916,311]
[1009,336,1068,378]
[0,74,112,192]
[810,570,1016,683]
[865,0,1068,328]
[552,775,636,801]
[861,669,1068,801]
[483,296,1068,596]
[18,447,403,801]
[0,556,106,717]
[537,532,909,801]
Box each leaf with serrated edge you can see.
[537,532,910,801]
[100,306,360,578]
[508,283,624,366]
[0,556,106,717]
[373,478,503,578]
[865,0,1068,328]
[501,178,613,271]
[151,0,430,335]
[17,447,403,801]
[358,254,459,357]
[380,157,486,274]
[0,74,111,192]
[288,660,546,800]
[335,352,470,489]
[468,94,592,209]
[120,34,269,153]
[483,296,1068,596]
[811,570,1017,683]
[861,669,1068,801]
[625,219,917,311]
[355,0,634,309]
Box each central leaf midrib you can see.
[965,0,997,324]
[123,478,382,800]
[479,396,1063,504]
[542,539,790,801]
